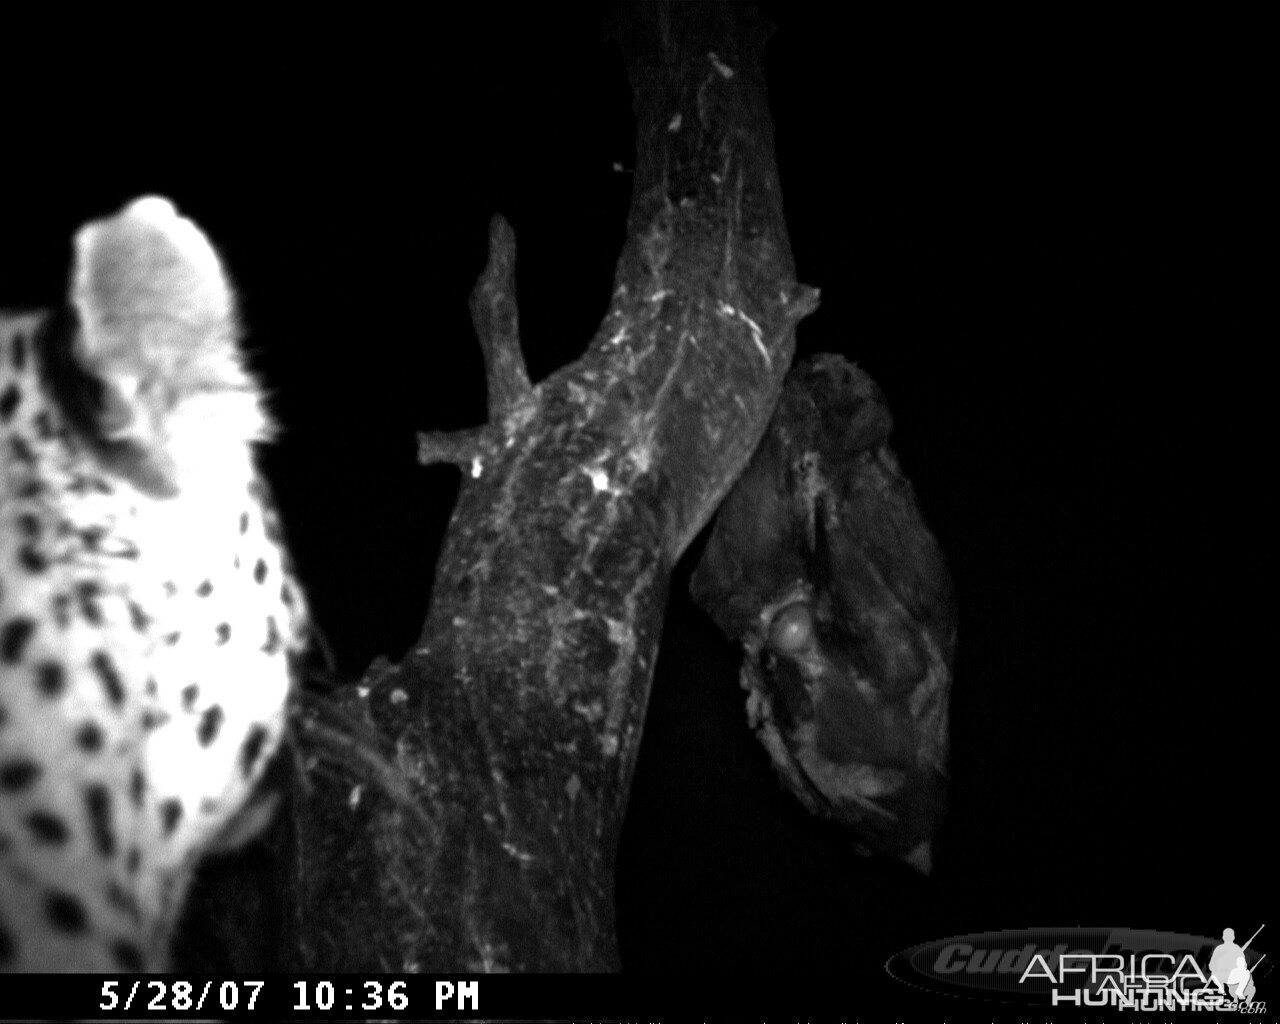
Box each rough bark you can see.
[279,2,817,972]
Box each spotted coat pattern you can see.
[0,198,306,970]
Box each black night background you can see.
[1,4,1265,1009]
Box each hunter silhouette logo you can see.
[1010,924,1269,1011]
[1208,925,1264,1002]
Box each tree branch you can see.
[280,1,817,972]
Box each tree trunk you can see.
[281,2,817,971]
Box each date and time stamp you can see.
[57,977,479,1019]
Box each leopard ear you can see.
[69,196,244,439]
[72,195,236,347]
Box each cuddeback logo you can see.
[886,925,1268,1011]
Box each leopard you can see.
[0,196,307,971]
